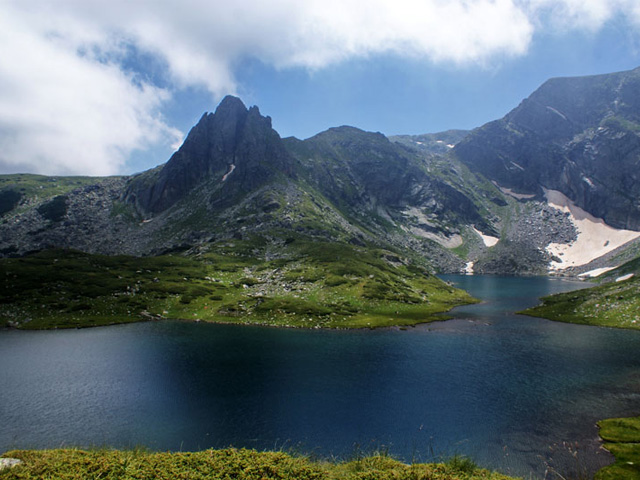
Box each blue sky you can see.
[1,1,640,176]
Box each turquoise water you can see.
[2,275,640,478]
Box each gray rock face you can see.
[454,67,640,231]
[293,126,494,234]
[0,178,139,257]
[473,202,577,275]
[125,96,297,214]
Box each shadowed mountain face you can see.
[125,96,297,213]
[454,67,640,230]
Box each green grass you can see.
[0,448,518,480]
[0,236,476,330]
[521,276,640,330]
[596,416,640,480]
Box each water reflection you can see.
[2,276,640,479]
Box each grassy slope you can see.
[597,416,640,480]
[0,173,104,196]
[521,276,640,330]
[0,448,517,480]
[0,236,475,330]
[520,253,640,330]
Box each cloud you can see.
[527,0,640,29]
[1,0,639,175]
[0,4,182,176]
[41,0,535,87]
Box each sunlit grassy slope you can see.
[0,448,517,480]
[520,258,640,330]
[0,235,475,330]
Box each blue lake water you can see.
[2,275,640,478]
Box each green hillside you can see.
[0,235,475,330]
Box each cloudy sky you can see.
[1,0,640,176]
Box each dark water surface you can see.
[2,275,640,478]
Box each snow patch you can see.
[545,189,640,271]
[465,261,474,274]
[510,161,525,171]
[222,163,236,181]
[472,226,499,247]
[582,176,595,188]
[446,144,455,148]
[578,267,617,278]
[546,106,568,121]
[616,273,635,282]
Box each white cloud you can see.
[1,0,639,175]
[279,0,533,66]
[0,4,182,176]
[527,0,640,29]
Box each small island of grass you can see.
[597,415,640,479]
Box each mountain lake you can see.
[2,275,640,478]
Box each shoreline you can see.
[0,447,517,479]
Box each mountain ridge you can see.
[2,67,640,279]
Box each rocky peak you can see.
[503,68,640,140]
[125,96,295,214]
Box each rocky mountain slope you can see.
[126,96,298,214]
[0,96,503,273]
[454,67,640,231]
[389,130,469,154]
[1,97,485,329]
[2,67,640,280]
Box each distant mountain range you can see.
[3,66,640,277]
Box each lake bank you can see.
[521,275,640,331]
[3,275,639,478]
[0,448,517,480]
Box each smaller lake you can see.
[2,275,640,479]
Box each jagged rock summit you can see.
[126,95,296,214]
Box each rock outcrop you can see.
[125,96,297,214]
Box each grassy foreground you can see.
[597,416,640,479]
[0,448,517,480]
[0,237,475,330]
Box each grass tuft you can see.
[0,447,518,480]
